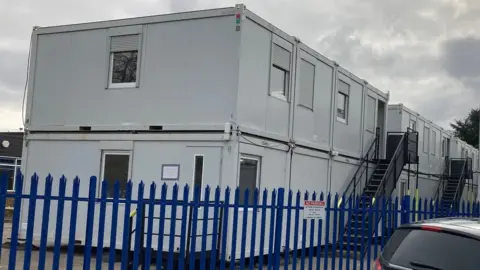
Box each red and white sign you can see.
[303,200,326,219]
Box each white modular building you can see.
[19,4,391,259]
[387,104,478,203]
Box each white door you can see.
[185,146,223,254]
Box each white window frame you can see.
[409,119,416,131]
[238,154,261,211]
[270,65,289,101]
[0,158,20,193]
[99,150,133,199]
[432,130,437,156]
[441,138,446,157]
[105,27,143,90]
[108,52,138,89]
[365,95,376,132]
[423,126,429,153]
[191,154,205,202]
[269,38,292,102]
[336,92,349,124]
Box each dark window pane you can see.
[239,158,259,205]
[383,228,480,270]
[7,170,14,190]
[0,168,14,190]
[193,155,204,191]
[103,154,130,198]
[112,51,138,83]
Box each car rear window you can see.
[382,228,480,270]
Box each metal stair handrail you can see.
[433,156,450,202]
[342,127,380,207]
[373,132,407,200]
[452,158,468,206]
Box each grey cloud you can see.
[0,50,28,91]
[442,37,480,80]
[170,0,198,13]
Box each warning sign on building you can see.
[303,200,326,219]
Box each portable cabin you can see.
[19,4,389,260]
[387,104,477,208]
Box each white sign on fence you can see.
[303,200,326,219]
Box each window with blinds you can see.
[270,43,291,100]
[336,80,350,123]
[109,34,140,88]
[298,59,315,109]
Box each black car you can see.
[375,217,480,270]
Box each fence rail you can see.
[1,173,480,269]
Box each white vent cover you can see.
[1,140,9,148]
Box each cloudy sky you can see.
[1,0,479,131]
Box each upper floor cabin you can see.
[24,4,389,159]
[387,104,478,175]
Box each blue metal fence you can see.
[1,172,480,269]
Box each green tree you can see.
[450,108,480,148]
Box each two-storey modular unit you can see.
[387,104,478,203]
[19,4,389,259]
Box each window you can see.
[270,44,291,99]
[409,119,416,131]
[441,138,446,157]
[423,126,429,153]
[192,155,204,197]
[109,34,140,88]
[336,80,350,123]
[382,228,480,270]
[366,96,376,131]
[238,156,261,206]
[100,151,131,198]
[298,59,315,109]
[432,130,436,155]
[0,169,15,191]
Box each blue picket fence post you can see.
[38,175,53,270]
[52,176,67,270]
[8,171,24,269]
[155,183,168,270]
[200,186,210,270]
[83,176,97,270]
[95,180,108,270]
[67,177,80,269]
[23,174,38,270]
[177,185,189,270]
[108,180,121,270]
[120,181,133,270]
[274,188,285,269]
[144,182,156,268]
[132,181,145,269]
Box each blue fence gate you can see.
[1,172,480,269]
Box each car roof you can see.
[403,217,480,238]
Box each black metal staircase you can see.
[435,157,471,217]
[340,128,418,252]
